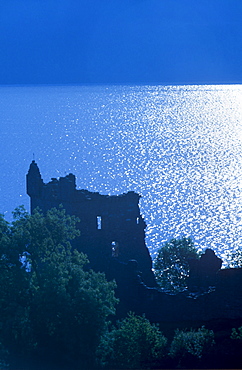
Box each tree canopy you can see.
[154,237,200,292]
[97,312,167,369]
[169,327,215,367]
[0,206,118,369]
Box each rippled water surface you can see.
[1,84,242,261]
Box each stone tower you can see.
[26,161,155,286]
[26,160,44,211]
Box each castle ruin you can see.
[26,161,242,327]
[26,160,155,286]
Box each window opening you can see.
[112,241,119,257]
[97,216,102,230]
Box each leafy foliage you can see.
[231,326,242,341]
[0,207,118,369]
[97,312,167,369]
[154,237,199,292]
[169,326,215,366]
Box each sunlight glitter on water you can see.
[61,85,242,261]
[137,85,242,261]
[1,84,242,263]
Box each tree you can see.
[0,207,118,369]
[154,237,199,292]
[231,326,242,341]
[97,312,167,369]
[169,327,215,368]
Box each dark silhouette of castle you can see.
[26,161,242,328]
[26,160,155,286]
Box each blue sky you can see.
[0,0,242,84]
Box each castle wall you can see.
[112,257,242,325]
[26,162,242,326]
[26,161,156,286]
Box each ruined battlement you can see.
[26,161,155,286]
[26,162,242,327]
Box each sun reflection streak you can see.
[14,84,242,264]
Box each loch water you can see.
[1,84,242,261]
